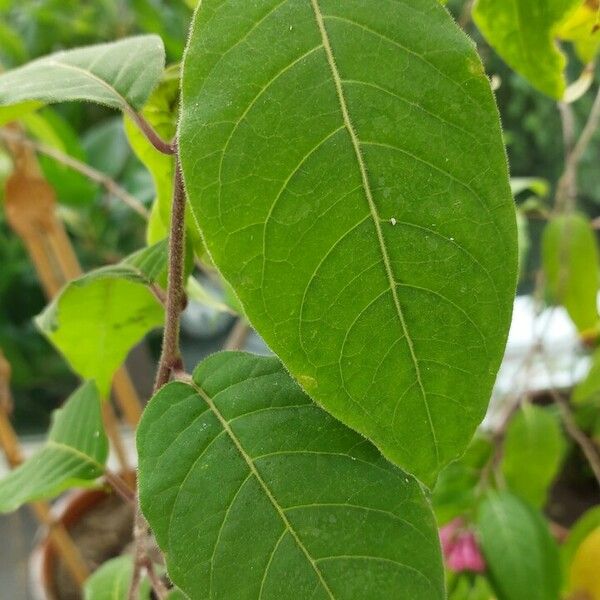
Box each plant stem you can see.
[0,128,149,219]
[549,387,600,487]
[555,86,600,212]
[104,469,136,504]
[129,155,187,600]
[128,110,175,156]
[154,159,186,391]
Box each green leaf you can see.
[542,213,600,335]
[473,0,579,98]
[138,352,444,599]
[179,0,517,486]
[478,492,561,600]
[574,348,600,404]
[0,381,107,513]
[501,404,566,508]
[0,100,43,127]
[432,434,493,524]
[0,35,165,112]
[83,555,151,600]
[36,252,165,397]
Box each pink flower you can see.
[439,518,486,573]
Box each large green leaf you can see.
[542,213,600,335]
[179,0,517,485]
[0,381,107,513]
[36,248,165,397]
[0,35,165,112]
[83,556,151,600]
[478,492,561,600]
[473,0,579,99]
[501,404,566,508]
[138,352,444,599]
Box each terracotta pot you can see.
[29,481,134,600]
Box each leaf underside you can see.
[137,352,444,599]
[0,35,165,112]
[0,382,107,513]
[179,0,517,484]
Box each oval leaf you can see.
[0,382,107,513]
[501,404,566,508]
[542,212,600,335]
[473,0,579,98]
[478,492,561,600]
[138,352,444,599]
[0,35,165,112]
[179,0,517,484]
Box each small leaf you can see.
[0,35,165,112]
[180,0,517,486]
[542,213,600,334]
[478,492,561,600]
[36,253,165,397]
[83,555,151,600]
[138,352,444,599]
[473,0,579,98]
[0,381,107,513]
[501,404,566,508]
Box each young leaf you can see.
[179,0,517,486]
[473,0,579,98]
[36,250,165,397]
[0,35,165,113]
[478,492,562,600]
[138,352,444,599]
[0,381,107,513]
[83,555,151,600]
[501,404,566,508]
[542,213,600,335]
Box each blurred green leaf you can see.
[0,35,165,112]
[501,404,566,508]
[36,248,165,396]
[478,492,561,600]
[568,526,600,600]
[510,177,550,198]
[432,435,493,524]
[22,108,98,206]
[0,100,42,127]
[84,555,151,600]
[83,118,131,179]
[542,213,600,334]
[473,0,579,98]
[574,348,600,404]
[0,381,107,513]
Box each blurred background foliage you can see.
[1,0,600,431]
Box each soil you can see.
[51,492,133,600]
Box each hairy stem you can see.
[128,109,175,156]
[153,159,186,391]
[129,154,187,600]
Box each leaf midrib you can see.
[187,377,336,599]
[308,0,439,463]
